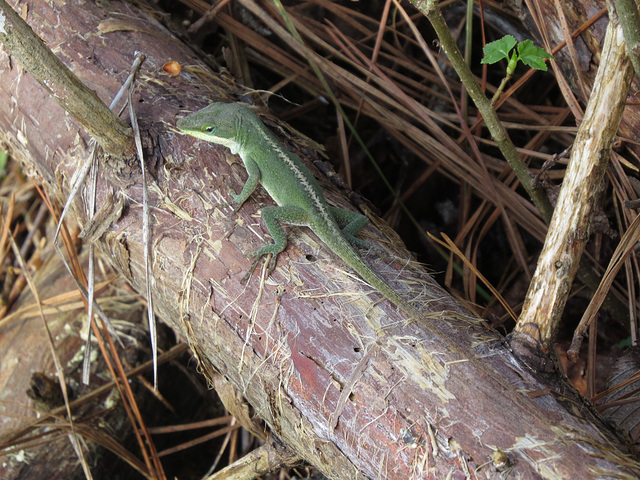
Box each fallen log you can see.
[0,0,638,478]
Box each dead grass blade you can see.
[428,231,517,321]
[569,213,640,360]
[5,227,93,479]
[31,181,165,479]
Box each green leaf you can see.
[517,39,554,71]
[481,35,517,64]
[618,336,633,349]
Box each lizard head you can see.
[177,102,252,150]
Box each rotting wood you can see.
[0,0,639,479]
[0,0,134,158]
[0,249,155,479]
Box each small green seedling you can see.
[481,35,554,104]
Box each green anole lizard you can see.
[177,102,422,323]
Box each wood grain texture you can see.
[515,17,633,348]
[0,1,638,478]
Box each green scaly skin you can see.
[177,102,421,324]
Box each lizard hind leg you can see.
[329,206,371,249]
[242,205,311,283]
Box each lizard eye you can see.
[203,125,216,134]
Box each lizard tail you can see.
[318,232,422,322]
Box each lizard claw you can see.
[217,191,242,211]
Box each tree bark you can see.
[0,0,638,479]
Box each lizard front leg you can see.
[242,205,311,282]
[221,155,261,211]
